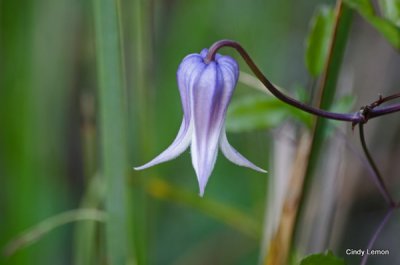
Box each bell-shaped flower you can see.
[135,49,266,196]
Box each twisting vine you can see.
[205,39,400,265]
[205,40,400,123]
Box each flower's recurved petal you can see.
[135,53,203,171]
[135,49,265,196]
[219,128,267,173]
[134,118,192,170]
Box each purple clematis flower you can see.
[135,49,266,196]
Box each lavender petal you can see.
[220,129,267,173]
[134,118,192,170]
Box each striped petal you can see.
[135,48,266,196]
[135,53,202,170]
[177,53,204,124]
[190,54,239,196]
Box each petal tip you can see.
[198,180,207,197]
[199,189,205,197]
[258,168,268,174]
[133,164,152,171]
[193,168,210,198]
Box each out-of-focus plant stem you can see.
[265,133,312,265]
[74,174,105,265]
[357,120,397,264]
[143,176,261,239]
[92,0,131,263]
[203,2,352,263]
[128,0,155,264]
[291,0,353,261]
[359,123,395,206]
[266,0,352,264]
[360,207,394,265]
[73,90,99,265]
[4,209,106,257]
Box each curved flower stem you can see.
[360,208,394,265]
[205,40,400,123]
[205,39,400,265]
[358,123,395,206]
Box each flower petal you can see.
[219,128,267,173]
[134,118,192,170]
[190,56,239,196]
[177,53,204,124]
[190,62,222,196]
[136,53,204,171]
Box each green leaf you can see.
[226,96,287,132]
[226,95,312,133]
[368,16,400,48]
[345,0,400,48]
[299,251,346,265]
[329,94,356,113]
[305,5,335,77]
[344,0,374,16]
[380,0,400,27]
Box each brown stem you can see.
[358,123,395,206]
[205,40,400,124]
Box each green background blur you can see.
[1,0,400,264]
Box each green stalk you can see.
[127,1,154,264]
[291,0,353,260]
[302,3,353,208]
[4,209,106,257]
[74,175,105,265]
[92,0,130,263]
[144,177,261,239]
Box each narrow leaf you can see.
[344,0,374,16]
[305,5,335,77]
[368,16,400,48]
[226,96,288,132]
[226,95,312,133]
[345,0,400,48]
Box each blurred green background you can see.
[1,0,400,264]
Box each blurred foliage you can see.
[380,0,400,27]
[226,95,312,133]
[0,0,399,265]
[344,0,400,48]
[0,0,320,264]
[299,251,346,265]
[305,5,335,77]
